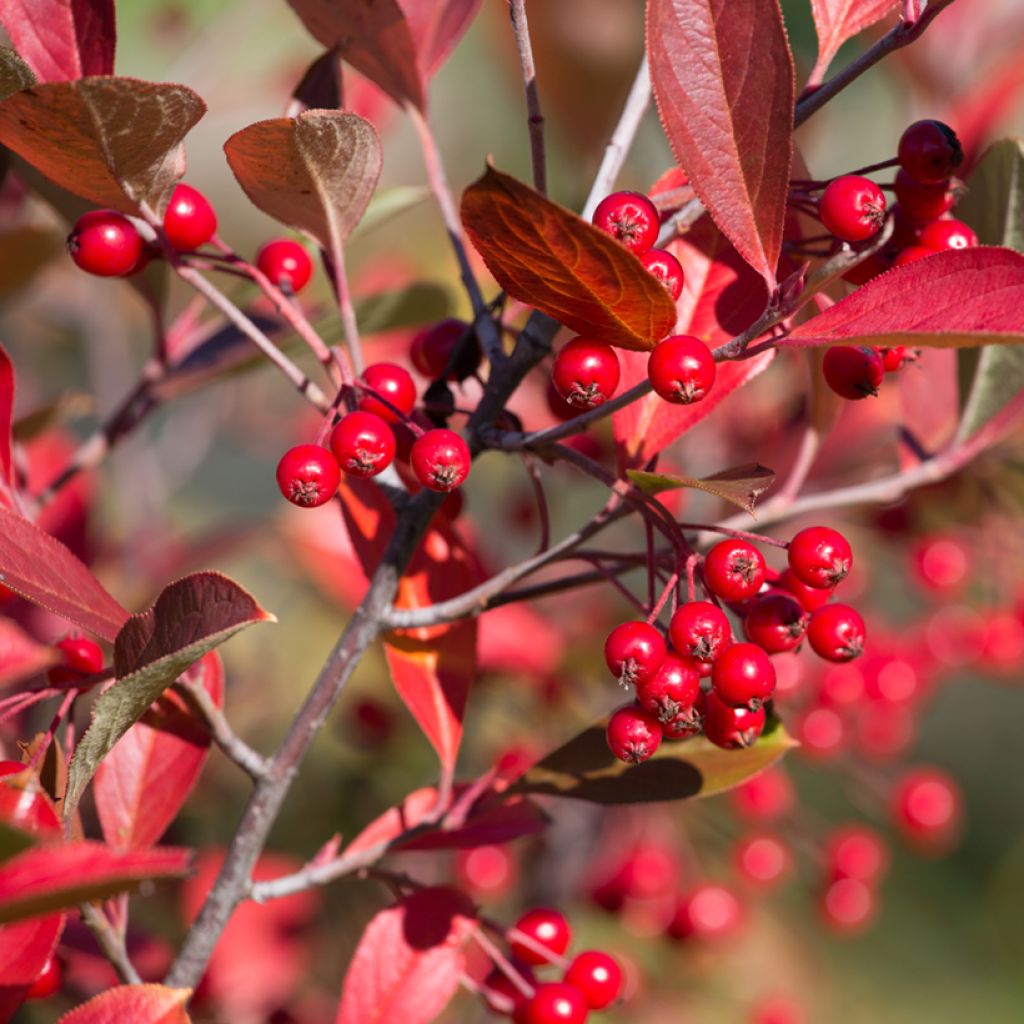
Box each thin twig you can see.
[509,0,546,195]
[80,904,143,985]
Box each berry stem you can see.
[508,0,547,196]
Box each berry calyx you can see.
[807,603,866,662]
[639,247,685,299]
[410,428,471,492]
[256,239,314,293]
[701,690,766,749]
[668,601,731,666]
[712,642,777,709]
[603,620,667,687]
[819,175,887,242]
[635,652,701,723]
[509,908,572,966]
[703,538,767,602]
[919,218,978,251]
[358,362,417,424]
[275,443,342,506]
[744,593,808,654]
[551,338,621,409]
[410,318,481,381]
[591,190,659,253]
[563,951,622,1010]
[822,345,885,400]
[329,412,396,478]
[898,119,963,185]
[788,526,853,589]
[163,183,217,251]
[67,210,144,277]
[647,334,716,405]
[606,703,663,764]
[513,982,589,1024]
[893,170,957,221]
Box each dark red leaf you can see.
[0,619,58,692]
[647,0,794,289]
[0,0,116,82]
[401,0,482,78]
[809,0,899,82]
[57,984,192,1023]
[461,165,678,350]
[336,886,475,1024]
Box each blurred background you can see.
[3,0,1024,1021]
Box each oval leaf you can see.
[66,572,274,815]
[0,0,116,83]
[58,984,192,1024]
[224,111,381,253]
[336,886,475,1024]
[647,0,794,289]
[461,165,677,350]
[0,77,206,215]
[0,505,129,641]
[628,463,775,516]
[784,247,1024,349]
[510,713,795,804]
[809,0,898,83]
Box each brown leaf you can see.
[628,463,775,516]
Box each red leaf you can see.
[809,0,899,82]
[0,0,116,82]
[0,619,58,692]
[0,505,128,640]
[0,344,14,507]
[461,165,678,350]
[784,248,1024,348]
[57,984,191,1024]
[0,842,190,924]
[336,886,475,1024]
[93,652,224,850]
[399,0,482,79]
[647,0,794,289]
[0,912,63,985]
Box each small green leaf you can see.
[628,463,775,517]
[510,713,795,804]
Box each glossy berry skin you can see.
[552,338,620,409]
[819,176,887,242]
[825,826,890,883]
[893,170,957,221]
[410,428,470,492]
[276,443,342,505]
[822,345,884,400]
[592,190,659,253]
[701,689,766,749]
[55,636,105,675]
[358,362,417,424]
[776,568,832,612]
[647,334,716,405]
[329,412,396,479]
[703,539,766,602]
[67,210,143,276]
[510,908,572,966]
[892,245,934,267]
[606,703,663,764]
[712,642,776,709]
[788,526,853,589]
[513,982,589,1024]
[564,951,622,1011]
[410,318,480,381]
[25,955,61,1000]
[639,247,685,299]
[635,652,701,723]
[744,593,808,654]
[807,604,866,662]
[898,119,963,184]
[163,183,217,251]
[669,601,731,667]
[919,218,978,251]
[668,883,743,942]
[604,620,666,687]
[256,239,313,293]
[893,767,962,848]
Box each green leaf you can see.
[65,572,275,815]
[0,46,35,101]
[354,186,430,237]
[510,713,795,804]
[956,139,1024,441]
[0,820,35,863]
[627,463,775,517]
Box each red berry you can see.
[703,539,766,603]
[919,218,978,251]
[603,620,667,687]
[730,767,794,822]
[821,877,876,934]
[668,883,743,941]
[898,120,963,185]
[510,908,572,966]
[606,703,663,764]
[668,601,731,667]
[807,604,866,662]
[825,826,890,883]
[893,170,957,221]
[256,239,314,293]
[329,412,396,478]
[67,210,143,277]
[647,334,716,405]
[701,690,766,749]
[819,175,886,242]
[483,967,532,1017]
[879,345,912,372]
[591,190,659,253]
[163,183,217,251]
[635,652,700,723]
[744,593,808,654]
[893,767,962,848]
[563,951,622,1010]
[639,247,684,299]
[750,994,806,1024]
[712,642,776,709]
[788,526,853,589]
[795,706,845,759]
[552,338,620,410]
[734,833,791,887]
[822,345,884,400]
[409,428,471,492]
[892,245,934,267]
[514,982,589,1024]
[54,636,104,675]
[275,443,341,506]
[359,362,417,424]
[409,318,480,381]
[912,534,969,594]
[776,568,832,612]
[25,955,61,1000]
[0,759,24,777]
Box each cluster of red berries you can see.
[482,906,622,1022]
[603,527,865,763]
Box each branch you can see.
[80,903,143,986]
[509,0,546,195]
